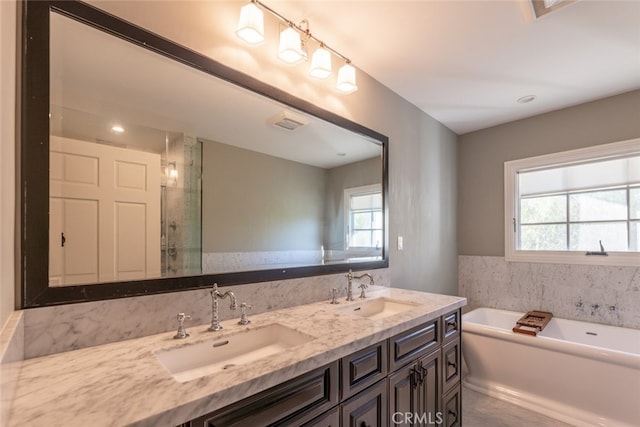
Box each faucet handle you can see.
[330,287,340,304]
[358,282,368,299]
[238,302,252,325]
[173,312,191,339]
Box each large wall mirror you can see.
[20,0,388,307]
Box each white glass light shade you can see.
[337,63,358,93]
[278,27,305,64]
[310,47,332,79]
[236,3,264,45]
[169,167,178,181]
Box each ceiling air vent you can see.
[531,0,575,18]
[268,110,309,131]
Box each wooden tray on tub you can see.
[512,310,553,336]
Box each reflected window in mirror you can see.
[344,185,383,258]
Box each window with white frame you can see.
[344,184,383,250]
[505,138,640,266]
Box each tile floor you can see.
[462,385,572,426]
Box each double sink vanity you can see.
[7,287,465,426]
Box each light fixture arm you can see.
[250,0,351,64]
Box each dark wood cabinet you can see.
[442,310,460,344]
[341,341,388,400]
[442,385,461,427]
[389,349,441,426]
[340,379,388,427]
[182,309,462,427]
[442,339,461,394]
[303,406,340,427]
[189,361,339,427]
[389,318,440,372]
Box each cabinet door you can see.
[417,350,441,423]
[388,363,419,426]
[341,379,388,427]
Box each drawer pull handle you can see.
[447,360,457,368]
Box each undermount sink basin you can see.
[154,323,315,382]
[337,297,420,320]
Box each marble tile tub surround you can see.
[24,268,389,359]
[0,311,23,427]
[8,288,465,426]
[458,255,640,329]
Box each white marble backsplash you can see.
[202,250,322,274]
[458,255,640,329]
[23,269,389,359]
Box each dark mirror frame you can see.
[18,0,389,308]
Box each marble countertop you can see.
[8,288,465,426]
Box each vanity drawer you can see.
[389,318,440,372]
[442,310,460,343]
[341,341,388,400]
[442,338,461,394]
[190,361,339,427]
[442,384,462,427]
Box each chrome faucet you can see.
[345,270,375,301]
[208,283,237,331]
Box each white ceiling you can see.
[271,0,640,134]
[50,12,381,169]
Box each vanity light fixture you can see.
[337,62,358,94]
[236,2,264,45]
[310,44,332,79]
[236,0,357,94]
[278,25,306,64]
[168,161,178,183]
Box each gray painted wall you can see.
[201,139,325,252]
[458,89,640,256]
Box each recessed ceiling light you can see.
[517,95,536,104]
[111,125,125,133]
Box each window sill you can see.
[505,250,640,267]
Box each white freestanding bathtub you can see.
[462,308,640,427]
